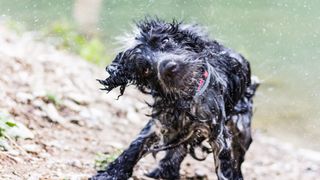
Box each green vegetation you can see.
[45,91,61,106]
[45,21,111,65]
[4,19,26,34]
[94,150,121,171]
[3,19,112,65]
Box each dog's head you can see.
[98,18,212,98]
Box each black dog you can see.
[92,18,259,180]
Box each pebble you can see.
[69,159,82,168]
[44,103,65,123]
[63,99,83,112]
[38,152,51,159]
[66,93,91,105]
[0,139,13,151]
[32,99,45,108]
[16,92,33,104]
[6,121,34,139]
[8,149,20,156]
[22,144,41,154]
[28,174,41,180]
[68,117,85,126]
[127,107,141,124]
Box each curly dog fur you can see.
[92,18,259,180]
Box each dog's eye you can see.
[144,68,150,75]
[161,38,169,44]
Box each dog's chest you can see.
[155,99,215,130]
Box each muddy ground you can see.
[0,25,319,180]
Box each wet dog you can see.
[92,18,259,180]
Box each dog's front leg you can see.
[146,144,188,179]
[228,113,251,180]
[91,120,160,180]
[211,122,237,180]
[210,99,239,180]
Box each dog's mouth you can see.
[194,62,212,97]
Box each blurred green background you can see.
[0,0,319,150]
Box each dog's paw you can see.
[90,170,129,180]
[145,167,180,179]
[90,171,112,180]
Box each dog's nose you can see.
[159,60,180,77]
[164,61,178,73]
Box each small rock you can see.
[63,99,83,112]
[32,99,45,108]
[38,152,51,159]
[0,139,13,151]
[127,107,140,124]
[16,92,34,103]
[22,144,41,154]
[298,149,320,162]
[108,142,125,149]
[79,108,104,126]
[69,159,82,168]
[33,108,46,117]
[69,117,85,126]
[6,121,35,139]
[66,93,91,105]
[28,174,41,180]
[45,140,63,149]
[32,89,46,98]
[0,112,34,139]
[8,149,20,156]
[44,103,65,123]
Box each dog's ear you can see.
[97,52,130,98]
[117,84,127,100]
[106,52,124,76]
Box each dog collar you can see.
[195,62,212,97]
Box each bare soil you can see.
[0,25,319,180]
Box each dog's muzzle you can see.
[159,60,179,76]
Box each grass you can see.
[44,21,112,65]
[94,150,122,171]
[45,92,61,106]
[2,18,112,66]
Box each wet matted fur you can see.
[91,18,259,180]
